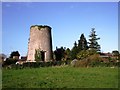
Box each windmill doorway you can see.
[40,51,45,61]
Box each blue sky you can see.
[2,2,118,56]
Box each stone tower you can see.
[27,25,53,62]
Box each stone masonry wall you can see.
[27,25,53,62]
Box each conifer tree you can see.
[88,28,100,52]
[78,33,88,51]
[70,41,78,59]
[64,48,71,60]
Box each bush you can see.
[21,61,64,68]
[74,59,89,67]
[72,54,120,68]
[10,64,24,69]
[77,50,89,60]
[73,54,102,67]
[2,58,18,67]
[22,62,45,68]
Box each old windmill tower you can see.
[27,25,53,62]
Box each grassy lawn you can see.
[2,66,118,88]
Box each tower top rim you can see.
[30,25,52,30]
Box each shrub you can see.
[75,58,91,67]
[77,50,89,60]
[3,58,18,67]
[88,54,101,67]
[73,54,102,67]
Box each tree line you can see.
[54,28,101,61]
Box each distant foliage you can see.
[112,50,119,56]
[55,29,101,60]
[54,47,65,61]
[77,50,89,60]
[70,41,78,59]
[64,48,71,60]
[78,33,88,51]
[74,60,89,67]
[77,49,98,60]
[9,51,20,58]
[70,34,89,60]
[73,54,102,67]
[3,60,71,69]
[73,53,119,67]
[3,58,18,66]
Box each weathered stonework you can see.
[27,25,53,62]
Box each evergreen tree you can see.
[88,28,100,52]
[64,48,71,60]
[70,41,78,59]
[78,33,88,51]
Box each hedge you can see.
[2,60,119,69]
[3,60,71,69]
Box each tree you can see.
[78,33,88,51]
[54,47,65,61]
[4,58,18,66]
[77,50,97,60]
[112,50,119,56]
[112,50,119,60]
[77,50,89,60]
[64,48,71,60]
[70,41,78,59]
[88,28,100,52]
[9,51,20,58]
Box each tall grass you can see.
[2,66,118,88]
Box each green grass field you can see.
[2,66,118,88]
